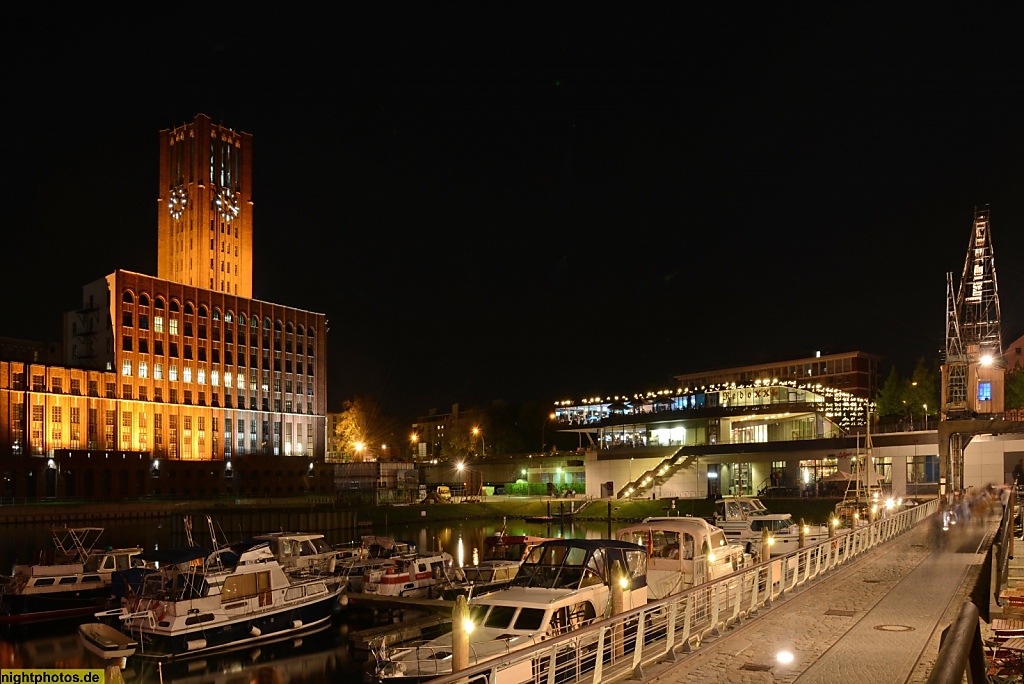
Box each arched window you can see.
[122,291,134,303]
[274,320,283,333]
[213,309,221,321]
[169,300,180,313]
[138,294,150,307]
[307,328,315,338]
[198,305,208,318]
[225,311,233,323]
[184,302,194,315]
[286,322,294,333]
[238,313,246,326]
[297,325,305,336]
[154,297,165,310]
[263,318,271,330]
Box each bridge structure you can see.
[420,495,1011,684]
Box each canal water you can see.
[0,516,628,682]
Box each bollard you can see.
[611,560,626,658]
[799,518,806,549]
[452,594,471,676]
[761,527,772,562]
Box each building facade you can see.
[0,115,331,500]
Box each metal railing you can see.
[419,498,939,684]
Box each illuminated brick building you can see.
[0,114,330,500]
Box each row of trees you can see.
[874,356,1024,423]
[330,396,571,462]
[329,357,1024,462]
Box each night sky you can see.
[4,10,1023,423]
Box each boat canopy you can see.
[137,548,210,566]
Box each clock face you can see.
[168,186,188,219]
[215,186,240,222]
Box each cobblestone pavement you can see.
[643,514,995,684]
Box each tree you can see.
[905,357,940,425]
[874,367,905,419]
[333,396,400,461]
[1007,369,1024,411]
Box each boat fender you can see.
[386,567,394,575]
[339,593,349,607]
[328,557,336,574]
[185,638,207,651]
[292,619,303,629]
[250,625,261,637]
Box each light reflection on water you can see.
[0,517,626,683]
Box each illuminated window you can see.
[154,316,164,333]
[170,319,179,336]
[224,372,232,388]
[154,363,163,380]
[169,365,178,382]
[197,369,206,385]
[184,367,193,383]
[978,382,992,402]
[122,360,132,376]
[139,361,148,379]
[212,371,220,387]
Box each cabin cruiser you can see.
[244,531,344,582]
[376,538,649,682]
[0,526,145,625]
[712,496,840,557]
[437,533,555,600]
[338,536,462,600]
[615,516,749,598]
[88,541,342,661]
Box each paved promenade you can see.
[642,512,997,684]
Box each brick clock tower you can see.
[157,113,254,298]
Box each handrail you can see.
[407,498,939,684]
[924,601,988,684]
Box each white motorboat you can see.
[0,526,145,626]
[88,541,342,661]
[339,536,462,600]
[437,533,556,600]
[377,538,649,683]
[79,622,138,659]
[712,496,841,557]
[616,516,749,598]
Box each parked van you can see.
[435,485,452,502]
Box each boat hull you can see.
[129,589,342,661]
[0,590,114,625]
[80,622,138,659]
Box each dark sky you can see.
[4,9,1023,423]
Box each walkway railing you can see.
[418,498,939,684]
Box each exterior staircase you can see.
[616,448,698,499]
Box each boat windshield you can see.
[483,541,528,562]
[750,517,795,532]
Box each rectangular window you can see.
[106,382,116,398]
[978,381,992,402]
[155,340,163,355]
[211,370,219,386]
[139,338,148,353]
[123,337,133,351]
[122,359,132,376]
[170,318,179,336]
[33,374,45,391]
[154,363,163,380]
[169,365,178,382]
[183,367,192,383]
[71,378,81,395]
[224,372,232,388]
[197,369,206,385]
[138,386,148,402]
[139,361,148,379]
[154,316,164,333]
[123,384,132,399]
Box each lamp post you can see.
[410,432,419,461]
[541,412,554,454]
[922,404,928,430]
[472,427,485,458]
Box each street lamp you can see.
[410,432,419,461]
[541,412,555,453]
[922,404,928,429]
[353,441,365,461]
[472,427,486,457]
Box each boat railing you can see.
[414,497,940,684]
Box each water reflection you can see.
[0,517,626,683]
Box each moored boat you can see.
[376,538,649,683]
[712,496,843,557]
[89,541,342,661]
[437,533,555,600]
[0,526,145,626]
[79,621,138,659]
[616,516,749,598]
